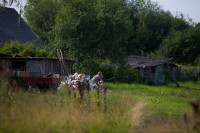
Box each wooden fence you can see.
[173,67,200,79]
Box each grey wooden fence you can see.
[173,67,200,79]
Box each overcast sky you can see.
[1,0,200,23]
[151,0,200,23]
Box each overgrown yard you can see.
[0,79,200,133]
[107,80,200,119]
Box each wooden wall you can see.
[139,64,166,85]
[0,58,72,76]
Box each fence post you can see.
[167,63,180,87]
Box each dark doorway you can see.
[12,61,26,70]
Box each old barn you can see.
[0,54,73,77]
[127,55,174,85]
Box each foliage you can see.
[24,0,60,45]
[0,0,20,7]
[77,60,139,83]
[126,0,190,55]
[51,0,132,72]
[194,56,200,66]
[156,24,200,64]
[116,65,139,83]
[0,41,53,57]
[22,0,200,70]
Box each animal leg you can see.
[103,86,107,110]
[78,86,84,104]
[72,87,76,99]
[97,84,100,106]
[68,86,72,96]
[87,87,90,104]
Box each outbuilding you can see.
[0,54,73,77]
[127,55,174,85]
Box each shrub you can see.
[0,41,52,57]
[116,65,139,83]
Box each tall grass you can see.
[106,81,200,119]
[1,79,199,133]
[0,80,146,133]
[105,81,200,133]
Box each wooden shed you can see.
[127,55,173,85]
[0,54,74,77]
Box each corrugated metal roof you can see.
[0,53,74,61]
[0,56,74,61]
[127,55,173,68]
[0,7,38,43]
[0,53,12,57]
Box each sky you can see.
[1,0,200,23]
[151,0,200,23]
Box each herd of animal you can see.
[58,72,107,105]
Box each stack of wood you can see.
[58,72,107,104]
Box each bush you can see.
[116,65,139,83]
[99,65,114,81]
[0,41,53,57]
[194,56,200,66]
[79,60,139,83]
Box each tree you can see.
[126,0,190,56]
[52,0,132,73]
[157,24,200,64]
[0,0,20,7]
[24,0,59,45]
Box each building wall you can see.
[0,59,3,70]
[0,58,72,76]
[26,60,39,72]
[154,65,165,85]
[40,59,67,76]
[139,64,166,85]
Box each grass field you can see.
[0,79,200,133]
[107,80,200,119]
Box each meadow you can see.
[0,79,200,133]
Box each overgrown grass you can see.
[106,80,200,119]
[0,79,199,133]
[0,81,145,133]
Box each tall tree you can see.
[126,0,190,56]
[24,0,59,45]
[0,0,20,7]
[157,24,200,63]
[53,0,132,72]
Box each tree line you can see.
[1,0,200,74]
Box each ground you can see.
[0,79,200,133]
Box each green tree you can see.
[157,24,200,64]
[53,0,132,73]
[24,0,59,45]
[126,0,190,56]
